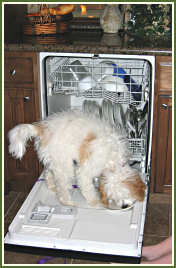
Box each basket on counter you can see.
[24,21,57,36]
[24,17,72,35]
[24,23,34,35]
[35,23,57,35]
[24,4,73,35]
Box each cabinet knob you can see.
[161,103,168,109]
[24,96,30,102]
[161,100,172,109]
[10,69,16,76]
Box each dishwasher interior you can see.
[4,53,155,263]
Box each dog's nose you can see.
[121,203,129,209]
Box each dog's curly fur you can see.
[8,110,146,209]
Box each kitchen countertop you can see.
[4,31,172,56]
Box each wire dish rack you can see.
[46,56,151,161]
[46,57,150,104]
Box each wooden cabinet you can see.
[150,56,172,194]
[4,57,34,86]
[4,52,41,193]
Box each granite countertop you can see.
[4,31,172,56]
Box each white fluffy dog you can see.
[8,110,146,209]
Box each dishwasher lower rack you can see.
[4,175,149,264]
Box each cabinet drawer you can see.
[158,61,172,91]
[4,57,34,85]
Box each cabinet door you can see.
[4,88,40,192]
[4,52,39,89]
[150,56,172,194]
[153,95,172,193]
[4,56,34,87]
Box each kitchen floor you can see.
[4,191,172,265]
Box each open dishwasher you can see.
[4,53,155,263]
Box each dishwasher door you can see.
[4,173,149,263]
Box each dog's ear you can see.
[123,175,146,202]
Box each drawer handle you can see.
[10,69,16,76]
[161,101,172,109]
[24,96,30,102]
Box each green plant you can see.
[126,4,172,39]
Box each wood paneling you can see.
[4,52,41,193]
[150,56,172,194]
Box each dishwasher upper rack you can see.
[46,57,151,105]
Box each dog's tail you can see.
[8,124,39,159]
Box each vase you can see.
[100,4,123,34]
[101,33,122,46]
